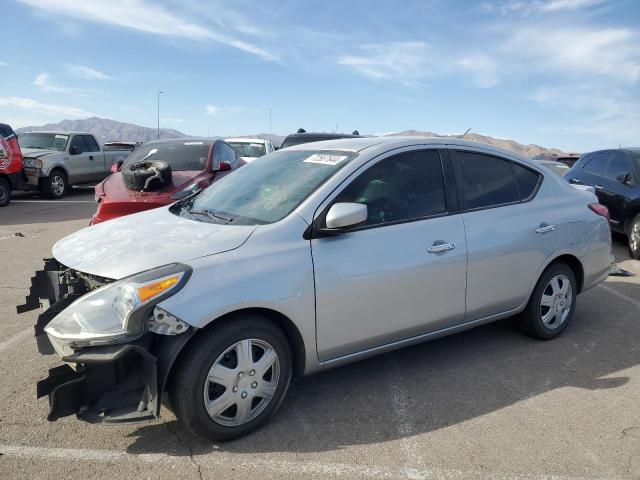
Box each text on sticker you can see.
[303,154,348,166]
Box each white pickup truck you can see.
[19,132,131,199]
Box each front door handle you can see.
[594,184,603,190]
[535,224,556,234]
[89,155,94,160]
[427,242,456,253]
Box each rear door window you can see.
[83,135,100,152]
[455,151,519,210]
[603,152,631,180]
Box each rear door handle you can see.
[89,155,94,160]
[535,224,556,234]
[427,242,455,253]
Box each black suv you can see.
[566,148,640,259]
[280,128,361,149]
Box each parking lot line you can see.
[0,443,602,480]
[0,327,33,354]
[599,283,640,309]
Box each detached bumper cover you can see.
[37,343,158,423]
[18,259,195,424]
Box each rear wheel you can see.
[169,315,292,442]
[41,170,67,199]
[0,177,11,206]
[628,214,640,260]
[517,262,577,339]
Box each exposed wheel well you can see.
[548,254,584,293]
[175,308,306,380]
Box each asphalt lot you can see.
[0,191,639,480]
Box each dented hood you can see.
[52,206,256,279]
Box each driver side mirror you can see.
[69,145,80,155]
[321,203,368,234]
[214,161,232,172]
[616,172,633,185]
[110,160,124,173]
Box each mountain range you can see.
[15,117,568,157]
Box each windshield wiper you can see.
[189,208,233,223]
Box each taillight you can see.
[589,203,610,221]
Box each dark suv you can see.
[566,148,640,259]
[280,128,361,149]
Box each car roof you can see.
[141,137,216,146]
[284,136,531,162]
[19,131,90,136]
[539,159,569,166]
[225,138,267,143]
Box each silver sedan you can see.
[21,137,612,442]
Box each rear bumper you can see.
[17,259,195,424]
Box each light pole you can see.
[157,90,164,140]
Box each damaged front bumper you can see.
[17,259,194,424]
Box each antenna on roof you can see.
[460,128,471,139]
[352,130,360,136]
[297,128,306,134]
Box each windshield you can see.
[19,133,69,151]
[228,141,266,158]
[183,149,357,225]
[122,141,212,171]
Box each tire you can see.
[122,160,171,191]
[627,214,640,260]
[0,177,11,206]
[517,262,577,340]
[169,315,292,442]
[40,170,67,199]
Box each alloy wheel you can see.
[540,274,573,329]
[203,339,280,427]
[51,175,65,197]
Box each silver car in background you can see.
[19,137,612,442]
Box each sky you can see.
[1,0,639,152]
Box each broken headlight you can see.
[44,263,192,348]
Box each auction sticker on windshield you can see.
[303,153,349,166]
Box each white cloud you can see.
[459,55,499,88]
[19,0,277,61]
[0,96,94,118]
[0,61,8,67]
[338,42,432,85]
[502,26,640,83]
[68,64,110,80]
[205,105,244,116]
[478,0,604,15]
[33,73,79,94]
[161,117,184,123]
[538,0,604,12]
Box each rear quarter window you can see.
[512,163,541,201]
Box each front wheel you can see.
[41,170,67,199]
[517,263,577,340]
[628,214,640,260]
[169,315,292,442]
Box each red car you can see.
[92,138,244,224]
[0,123,24,206]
